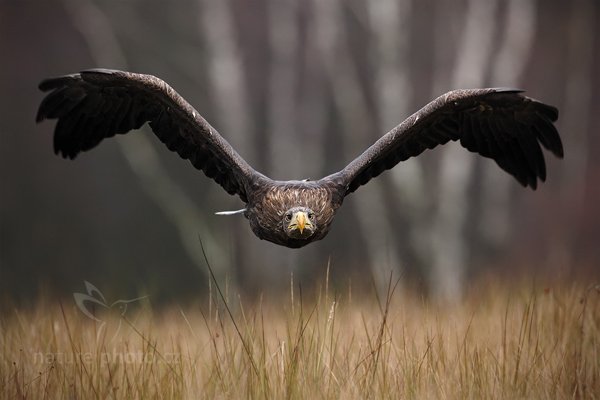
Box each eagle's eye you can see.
[308,212,314,220]
[285,213,292,221]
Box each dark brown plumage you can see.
[37,69,564,248]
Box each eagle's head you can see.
[283,206,317,240]
[245,183,340,248]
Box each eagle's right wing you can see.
[37,68,265,202]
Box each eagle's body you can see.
[245,179,343,247]
[36,69,564,248]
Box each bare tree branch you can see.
[62,0,228,278]
[553,0,595,267]
[197,0,254,166]
[267,0,305,177]
[367,0,430,272]
[429,0,499,302]
[561,0,593,202]
[312,0,403,292]
[480,0,537,248]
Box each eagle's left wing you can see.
[323,89,563,195]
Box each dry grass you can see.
[1,277,598,399]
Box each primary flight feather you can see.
[37,69,564,248]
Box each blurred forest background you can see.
[1,0,598,306]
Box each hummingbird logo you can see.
[73,281,147,342]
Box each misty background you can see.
[1,0,598,306]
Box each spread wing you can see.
[325,88,563,195]
[36,68,263,202]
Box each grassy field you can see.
[1,278,598,399]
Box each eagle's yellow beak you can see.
[294,211,307,234]
[286,210,314,239]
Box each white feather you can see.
[215,208,247,216]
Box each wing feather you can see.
[37,69,264,202]
[323,88,563,195]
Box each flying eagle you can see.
[37,69,563,248]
